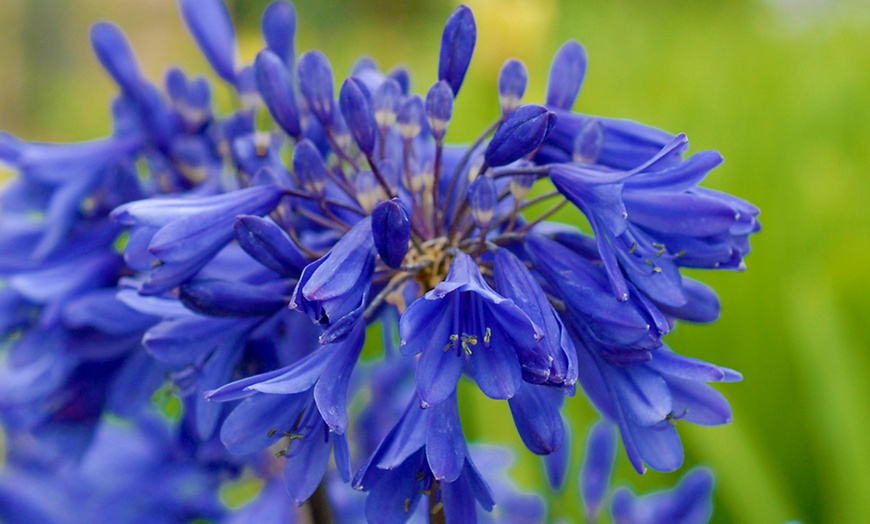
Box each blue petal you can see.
[507,384,565,454]
[667,376,733,426]
[625,191,737,237]
[195,341,242,439]
[180,278,290,317]
[313,323,365,433]
[220,392,306,456]
[283,417,334,505]
[365,451,425,523]
[234,215,307,277]
[302,217,373,301]
[627,420,684,472]
[148,185,284,264]
[611,365,672,427]
[247,345,332,395]
[425,393,468,482]
[646,349,726,383]
[376,401,429,469]
[470,324,522,400]
[416,328,465,408]
[143,316,258,366]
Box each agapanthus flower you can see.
[0,0,759,522]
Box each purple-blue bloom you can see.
[0,1,759,522]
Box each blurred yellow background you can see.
[2,0,870,522]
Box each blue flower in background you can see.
[0,0,759,522]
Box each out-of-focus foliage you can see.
[1,0,869,522]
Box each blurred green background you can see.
[2,0,870,522]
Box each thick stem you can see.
[309,481,334,524]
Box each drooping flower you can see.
[399,252,544,407]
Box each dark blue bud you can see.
[438,4,477,96]
[292,139,329,196]
[546,40,588,110]
[485,104,557,167]
[425,80,454,141]
[235,215,308,278]
[572,118,604,163]
[387,66,411,95]
[180,279,289,317]
[179,0,238,83]
[498,58,528,116]
[339,77,377,155]
[372,198,410,268]
[297,50,335,126]
[351,56,378,75]
[397,95,426,141]
[468,174,497,228]
[255,50,301,138]
[261,1,297,68]
[90,22,143,96]
[374,79,402,132]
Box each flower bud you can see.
[297,50,335,126]
[387,66,411,95]
[90,22,143,97]
[255,50,301,138]
[485,104,557,167]
[468,173,497,229]
[261,1,297,68]
[510,173,536,201]
[546,40,588,111]
[425,80,454,141]
[374,79,402,132]
[572,118,604,163]
[438,4,477,96]
[397,95,425,141]
[179,0,238,83]
[339,77,377,155]
[292,139,329,196]
[372,198,410,268]
[498,58,528,116]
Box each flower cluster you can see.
[0,1,759,522]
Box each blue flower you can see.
[353,392,494,523]
[550,135,760,306]
[399,251,543,407]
